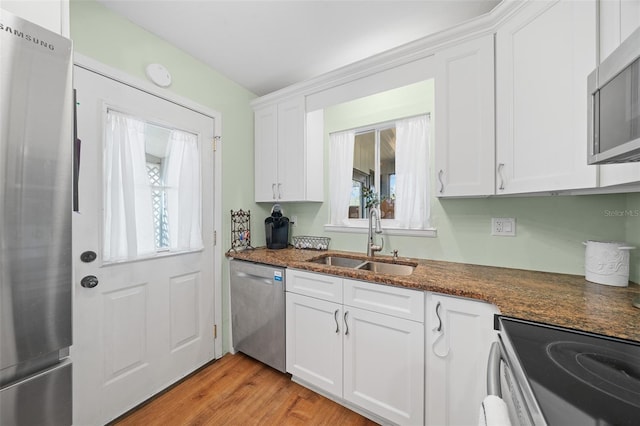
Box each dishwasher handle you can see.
[487,341,503,398]
[234,271,274,285]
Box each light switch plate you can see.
[492,217,516,236]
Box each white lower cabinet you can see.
[425,292,498,426]
[343,306,424,425]
[285,270,424,425]
[286,292,343,396]
[286,269,499,426]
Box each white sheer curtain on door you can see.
[395,115,430,229]
[104,111,156,261]
[329,130,355,225]
[163,130,203,251]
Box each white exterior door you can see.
[72,66,218,425]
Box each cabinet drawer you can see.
[286,269,343,303]
[343,279,424,322]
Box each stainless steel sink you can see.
[308,255,416,276]
[357,261,415,276]
[309,256,366,268]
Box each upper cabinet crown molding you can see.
[249,1,526,109]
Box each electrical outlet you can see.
[291,215,298,227]
[492,217,516,236]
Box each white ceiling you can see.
[98,0,501,96]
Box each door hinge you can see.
[214,230,217,246]
[213,324,218,339]
[213,136,221,151]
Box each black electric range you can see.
[499,317,640,425]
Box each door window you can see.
[103,109,202,262]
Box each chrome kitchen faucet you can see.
[367,206,384,257]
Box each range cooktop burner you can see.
[547,341,640,408]
[500,317,640,426]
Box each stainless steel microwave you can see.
[588,27,640,164]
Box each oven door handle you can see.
[487,341,502,398]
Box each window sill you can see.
[324,224,437,238]
[101,247,204,267]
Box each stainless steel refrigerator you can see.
[0,10,73,426]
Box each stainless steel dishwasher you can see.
[230,259,286,373]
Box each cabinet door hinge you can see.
[213,324,217,339]
[214,230,217,246]
[213,136,221,151]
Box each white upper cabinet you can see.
[254,104,279,202]
[435,34,496,197]
[598,0,640,187]
[254,97,323,202]
[496,0,597,194]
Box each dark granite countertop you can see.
[226,247,640,343]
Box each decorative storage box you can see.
[292,236,331,250]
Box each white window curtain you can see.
[163,130,203,251]
[329,130,355,225]
[104,111,156,261]
[395,115,430,229]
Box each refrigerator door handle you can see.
[73,89,81,212]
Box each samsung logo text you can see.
[0,22,55,50]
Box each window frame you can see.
[326,114,437,237]
[101,106,205,265]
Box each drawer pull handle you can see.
[498,163,505,191]
[438,169,444,194]
[436,301,443,332]
[334,309,339,334]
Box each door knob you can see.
[80,275,99,288]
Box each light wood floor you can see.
[114,353,379,426]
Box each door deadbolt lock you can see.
[80,275,99,288]
[80,250,97,263]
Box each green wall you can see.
[284,82,640,283]
[69,0,270,353]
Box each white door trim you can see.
[73,53,224,358]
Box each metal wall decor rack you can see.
[227,209,254,253]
